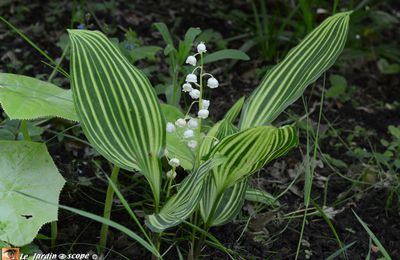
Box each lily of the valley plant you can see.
[0,11,351,259]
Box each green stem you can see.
[151,232,162,260]
[48,43,69,82]
[99,165,120,251]
[193,190,224,259]
[195,53,204,168]
[165,176,174,199]
[50,221,57,249]
[20,120,31,141]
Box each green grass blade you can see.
[353,210,392,260]
[0,16,69,77]
[326,241,357,260]
[104,173,153,244]
[312,201,344,256]
[16,192,160,257]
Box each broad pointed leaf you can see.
[208,125,298,190]
[0,73,78,121]
[198,97,245,160]
[200,125,297,226]
[200,178,248,226]
[203,49,250,64]
[0,141,65,246]
[68,30,165,206]
[245,187,280,207]
[240,12,351,129]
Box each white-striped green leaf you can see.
[200,125,298,226]
[68,30,165,206]
[207,125,298,190]
[145,155,226,232]
[245,188,280,207]
[198,97,245,160]
[0,73,78,121]
[223,97,245,123]
[200,178,248,226]
[240,12,351,129]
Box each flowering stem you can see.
[194,54,204,167]
[165,167,176,198]
[184,101,199,118]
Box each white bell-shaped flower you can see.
[202,99,210,109]
[166,122,176,133]
[185,55,197,66]
[189,89,200,99]
[197,42,206,53]
[182,83,193,92]
[166,170,177,179]
[186,73,197,83]
[187,118,198,129]
[183,129,194,138]
[187,140,198,149]
[198,109,209,119]
[207,77,219,88]
[175,118,186,127]
[168,158,180,167]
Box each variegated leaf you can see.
[240,12,351,129]
[68,30,165,206]
[200,178,247,226]
[145,155,226,232]
[207,125,298,190]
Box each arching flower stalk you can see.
[166,42,220,161]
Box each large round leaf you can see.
[0,141,65,246]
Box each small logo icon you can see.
[1,248,20,260]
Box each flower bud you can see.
[186,73,197,83]
[183,129,194,138]
[168,158,180,167]
[175,118,186,127]
[198,109,209,119]
[166,122,176,133]
[197,42,206,53]
[187,118,198,129]
[166,170,177,179]
[187,140,198,149]
[185,55,197,66]
[207,77,219,88]
[202,99,210,109]
[182,83,193,92]
[189,89,200,99]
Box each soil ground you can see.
[0,1,399,259]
